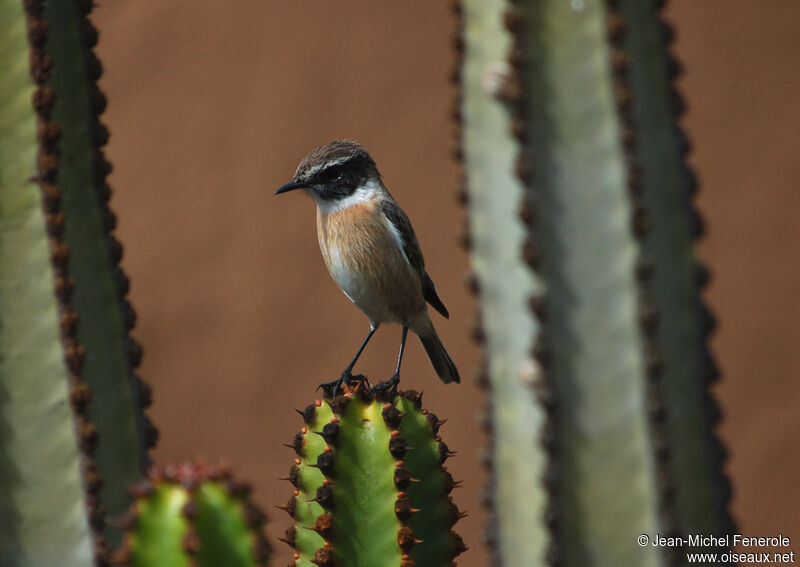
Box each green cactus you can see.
[41,0,158,525]
[113,463,270,567]
[620,0,733,542]
[455,0,733,566]
[279,384,466,567]
[0,0,154,563]
[451,0,548,565]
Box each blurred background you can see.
[93,1,799,564]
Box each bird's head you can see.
[275,140,382,206]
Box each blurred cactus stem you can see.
[279,384,466,567]
[621,0,734,543]
[1,0,155,564]
[113,463,270,567]
[456,0,733,566]
[454,0,548,565]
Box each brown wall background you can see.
[93,1,800,564]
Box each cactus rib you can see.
[601,0,682,560]
[515,0,668,564]
[457,0,550,566]
[0,0,100,564]
[40,0,157,546]
[620,0,735,550]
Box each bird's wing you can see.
[381,200,450,319]
[381,200,424,273]
[421,272,450,319]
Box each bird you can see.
[275,140,459,396]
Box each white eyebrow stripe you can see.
[305,155,353,179]
[322,155,351,169]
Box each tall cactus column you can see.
[453,0,549,566]
[1,0,99,564]
[518,1,673,565]
[0,1,156,564]
[620,0,733,544]
[456,0,733,566]
[40,0,158,539]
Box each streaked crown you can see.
[294,140,381,201]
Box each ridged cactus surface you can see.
[114,463,270,567]
[280,385,466,567]
[0,0,155,563]
[40,0,158,533]
[1,1,98,564]
[452,0,548,565]
[518,1,669,564]
[620,0,733,543]
[454,0,733,566]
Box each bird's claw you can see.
[369,374,400,400]
[318,370,368,399]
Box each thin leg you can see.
[393,326,409,378]
[344,326,377,375]
[318,326,377,397]
[371,326,408,397]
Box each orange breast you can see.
[317,199,425,322]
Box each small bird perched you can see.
[275,140,459,396]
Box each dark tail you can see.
[419,331,460,384]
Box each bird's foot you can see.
[318,370,368,399]
[369,373,400,401]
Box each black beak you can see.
[275,179,306,195]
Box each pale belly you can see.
[327,247,390,322]
[317,200,425,325]
[325,243,422,325]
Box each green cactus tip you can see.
[279,382,466,567]
[113,462,271,567]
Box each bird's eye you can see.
[335,174,344,183]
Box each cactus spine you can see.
[280,385,465,567]
[456,0,733,565]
